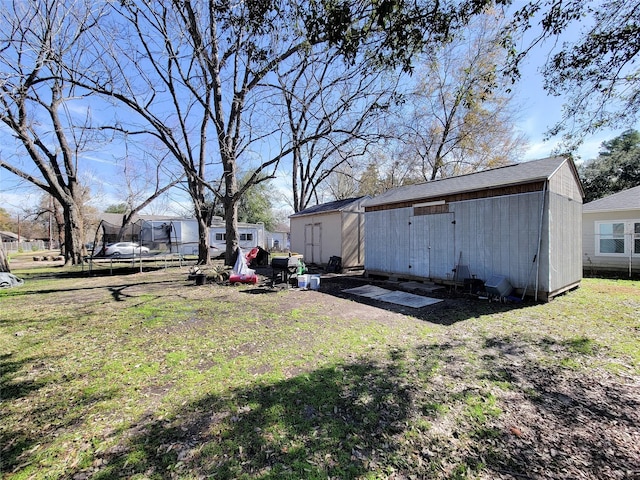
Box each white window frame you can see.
[595,220,640,256]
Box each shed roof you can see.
[290,196,369,218]
[363,156,577,208]
[582,185,640,213]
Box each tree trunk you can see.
[196,214,211,265]
[62,201,85,266]
[0,241,10,273]
[224,197,239,266]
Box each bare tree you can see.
[111,147,184,240]
[273,50,397,212]
[0,0,106,265]
[392,12,528,181]
[71,0,500,264]
[73,1,306,264]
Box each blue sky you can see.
[0,6,635,217]
[0,67,624,217]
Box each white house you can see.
[582,185,640,277]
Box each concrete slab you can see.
[376,291,443,308]
[342,285,392,298]
[343,285,443,308]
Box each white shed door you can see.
[304,223,322,264]
[409,213,454,279]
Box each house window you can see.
[240,233,253,241]
[598,223,625,254]
[596,221,640,256]
[215,233,225,241]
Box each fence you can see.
[2,240,48,253]
[583,231,640,278]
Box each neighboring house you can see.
[582,185,640,277]
[93,214,265,256]
[266,223,290,251]
[363,156,584,301]
[140,216,265,256]
[0,231,19,243]
[289,196,369,268]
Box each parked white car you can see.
[104,242,150,257]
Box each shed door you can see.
[409,213,454,279]
[304,223,322,264]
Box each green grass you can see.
[1,267,638,479]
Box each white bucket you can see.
[309,275,321,290]
[297,274,309,289]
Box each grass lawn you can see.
[1,256,639,479]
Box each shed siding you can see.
[307,213,341,265]
[548,161,583,201]
[547,192,583,292]
[366,192,546,288]
[341,211,365,267]
[291,211,366,267]
[289,217,306,257]
[365,207,412,275]
[449,192,543,289]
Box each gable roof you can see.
[290,196,369,218]
[0,231,19,240]
[583,185,640,213]
[363,156,579,208]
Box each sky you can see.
[0,5,635,219]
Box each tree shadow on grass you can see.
[86,352,416,479]
[0,352,119,475]
[7,336,639,479]
[0,278,185,305]
[0,352,49,401]
[470,334,640,478]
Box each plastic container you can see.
[485,275,512,297]
[309,274,321,290]
[297,274,309,289]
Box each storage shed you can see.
[289,196,369,268]
[582,185,640,277]
[363,156,584,300]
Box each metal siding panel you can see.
[547,193,583,291]
[364,212,383,271]
[429,213,456,278]
[390,208,411,275]
[450,193,542,289]
[410,216,429,276]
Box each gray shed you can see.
[582,185,640,277]
[289,196,368,268]
[363,156,584,300]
